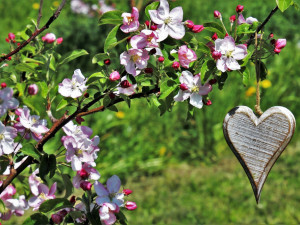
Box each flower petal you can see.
[189,93,203,109]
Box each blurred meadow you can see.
[1,0,300,224]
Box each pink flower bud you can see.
[180,83,189,91]
[8,33,15,40]
[230,15,236,23]
[75,116,85,125]
[236,5,244,13]
[214,11,221,19]
[16,117,20,122]
[109,71,120,81]
[212,51,222,60]
[8,56,12,61]
[80,181,92,191]
[145,20,150,26]
[120,80,132,88]
[123,189,133,196]
[78,168,89,179]
[212,33,218,41]
[274,48,281,54]
[42,33,56,44]
[144,68,153,73]
[51,214,63,224]
[209,79,217,85]
[158,56,164,63]
[192,25,204,33]
[70,196,76,204]
[225,33,229,37]
[56,37,63,44]
[269,33,274,39]
[150,25,157,31]
[172,61,180,70]
[185,20,194,29]
[1,83,7,88]
[17,43,20,46]
[28,84,38,95]
[275,39,286,49]
[204,99,212,106]
[125,201,137,211]
[5,38,9,43]
[104,59,111,65]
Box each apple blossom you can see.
[185,20,194,29]
[116,77,137,96]
[99,0,115,14]
[95,175,125,207]
[125,201,137,210]
[123,189,133,196]
[80,181,93,191]
[214,36,247,72]
[149,0,185,41]
[42,33,56,43]
[192,25,204,33]
[70,0,90,15]
[0,121,17,156]
[0,87,19,117]
[174,71,212,109]
[237,14,258,25]
[58,69,88,98]
[120,48,149,76]
[72,162,101,189]
[178,45,197,68]
[236,5,244,13]
[8,33,15,40]
[130,29,159,49]
[120,7,139,33]
[214,10,221,19]
[2,195,29,219]
[109,71,120,81]
[172,61,180,70]
[99,202,119,225]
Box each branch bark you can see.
[0,0,67,63]
[37,0,44,29]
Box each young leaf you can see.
[104,25,121,52]
[56,99,68,111]
[62,174,74,198]
[203,22,226,37]
[276,0,293,12]
[15,63,37,74]
[98,10,123,25]
[39,153,49,180]
[39,198,73,213]
[21,143,41,161]
[159,79,178,99]
[48,154,56,178]
[145,2,160,19]
[240,67,251,86]
[87,72,106,85]
[57,49,89,67]
[218,72,228,90]
[23,213,49,225]
[92,53,109,65]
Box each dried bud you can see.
[209,79,217,85]
[109,92,116,99]
[80,181,92,191]
[172,61,180,70]
[180,83,189,91]
[125,201,137,211]
[150,25,157,31]
[75,116,85,124]
[1,83,7,88]
[185,20,194,29]
[230,15,236,23]
[214,11,221,19]
[192,25,204,33]
[158,56,164,63]
[120,80,132,88]
[57,209,68,217]
[70,196,76,204]
[236,5,244,13]
[109,71,120,81]
[123,189,133,196]
[212,51,222,60]
[28,84,38,95]
[84,92,89,98]
[104,59,111,65]
[212,33,218,41]
[144,68,153,73]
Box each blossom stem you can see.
[36,0,44,29]
[219,18,228,35]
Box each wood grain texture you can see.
[223,106,296,203]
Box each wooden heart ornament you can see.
[223,106,296,203]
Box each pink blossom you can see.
[214,10,221,18]
[0,182,16,201]
[0,121,17,156]
[2,195,29,219]
[109,71,120,81]
[99,203,119,225]
[130,30,159,49]
[42,33,56,44]
[120,7,139,33]
[28,84,38,95]
[125,201,137,211]
[72,163,100,189]
[71,0,90,15]
[58,69,88,98]
[192,25,204,33]
[116,77,137,96]
[178,45,197,69]
[8,33,15,40]
[236,5,244,13]
[275,39,286,49]
[120,49,149,76]
[95,175,124,207]
[99,0,115,14]
[122,189,133,196]
[237,14,258,25]
[185,20,194,29]
[172,61,180,70]
[56,37,63,44]
[230,15,236,23]
[0,87,19,117]
[214,36,247,72]
[174,71,212,109]
[149,0,185,41]
[80,181,93,191]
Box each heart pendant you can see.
[223,106,295,203]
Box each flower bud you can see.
[84,92,89,98]
[212,51,222,60]
[1,83,7,88]
[225,33,229,37]
[123,189,133,196]
[180,83,189,91]
[150,25,157,31]
[104,59,111,65]
[120,80,132,88]
[17,43,20,46]
[274,48,281,54]
[275,39,286,49]
[204,99,212,106]
[79,168,89,179]
[57,209,68,217]
[214,11,221,19]
[109,71,120,81]
[5,38,9,43]
[236,5,244,13]
[70,196,76,204]
[185,20,194,29]
[158,56,164,63]
[209,79,217,85]
[80,181,92,191]
[125,201,137,211]
[192,25,204,33]
[56,37,63,44]
[269,33,274,39]
[172,61,180,70]
[75,116,85,124]
[51,214,63,224]
[7,56,12,61]
[230,15,236,23]
[144,68,153,73]
[8,33,15,40]
[42,33,56,44]
[145,20,150,26]
[212,33,218,41]
[28,84,38,95]
[127,36,132,42]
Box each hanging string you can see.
[254,32,264,116]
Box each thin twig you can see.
[37,0,44,29]
[0,0,67,63]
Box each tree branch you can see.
[37,0,44,29]
[0,0,67,63]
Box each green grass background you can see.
[1,0,300,224]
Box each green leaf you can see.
[259,61,268,81]
[107,105,118,112]
[87,72,106,85]
[116,211,128,225]
[276,0,293,12]
[218,72,228,90]
[119,94,131,108]
[62,174,74,198]
[15,63,37,74]
[38,82,49,99]
[159,79,178,99]
[56,99,68,111]
[58,49,89,67]
[98,10,123,25]
[21,143,41,161]
[203,22,226,37]
[241,67,251,86]
[69,211,83,220]
[16,83,27,97]
[104,25,129,52]
[127,74,136,84]
[48,154,56,178]
[92,53,109,65]
[197,42,211,54]
[23,58,44,65]
[23,213,49,225]
[39,153,49,180]
[0,157,9,175]
[39,198,73,213]
[103,95,111,107]
[145,2,160,19]
[236,22,259,35]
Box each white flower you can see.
[0,121,17,156]
[149,0,185,42]
[0,88,19,117]
[58,69,88,98]
[214,36,247,72]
